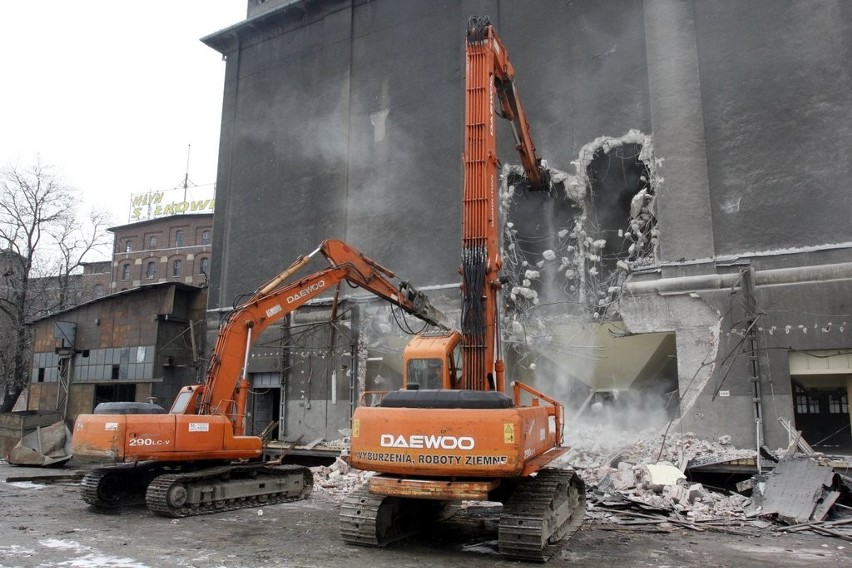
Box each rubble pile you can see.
[554,426,757,522]
[307,427,851,541]
[311,457,372,502]
[557,426,756,485]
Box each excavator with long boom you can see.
[71,239,449,517]
[340,17,585,562]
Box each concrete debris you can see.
[556,427,758,522]
[747,456,842,525]
[311,457,373,502]
[636,462,686,489]
[557,427,756,485]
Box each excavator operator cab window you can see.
[451,342,462,385]
[406,358,444,390]
[170,390,193,414]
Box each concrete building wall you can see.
[202,0,852,450]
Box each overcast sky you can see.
[0,1,245,226]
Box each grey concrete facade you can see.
[203,0,852,452]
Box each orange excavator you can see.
[71,239,448,517]
[340,17,585,561]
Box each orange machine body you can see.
[350,406,558,479]
[72,412,261,464]
[349,380,568,500]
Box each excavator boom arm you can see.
[461,17,547,391]
[197,240,447,432]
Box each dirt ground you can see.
[0,462,849,568]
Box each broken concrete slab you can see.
[635,461,686,490]
[750,456,841,525]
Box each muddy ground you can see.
[0,462,848,568]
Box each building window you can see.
[146,261,156,279]
[201,230,211,245]
[93,284,104,298]
[199,257,209,275]
[148,235,158,249]
[121,264,130,281]
[175,230,185,247]
[125,240,133,252]
[111,365,120,380]
[794,385,818,414]
[828,392,848,414]
[37,368,45,383]
[173,259,182,277]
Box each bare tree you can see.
[47,208,112,312]
[0,158,108,411]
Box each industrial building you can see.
[20,213,214,422]
[197,0,852,455]
[25,282,207,423]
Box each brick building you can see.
[109,213,213,292]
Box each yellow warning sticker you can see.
[352,419,360,438]
[503,423,515,443]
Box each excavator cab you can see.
[402,330,462,390]
[168,385,200,414]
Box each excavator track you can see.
[498,468,586,562]
[339,485,450,547]
[81,465,159,509]
[145,463,312,518]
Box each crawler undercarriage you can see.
[340,468,585,562]
[82,462,313,518]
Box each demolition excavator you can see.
[340,17,585,561]
[71,240,448,517]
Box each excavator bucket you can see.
[7,421,72,467]
[505,163,567,196]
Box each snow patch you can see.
[39,539,150,568]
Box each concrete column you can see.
[643,0,715,262]
[847,375,852,441]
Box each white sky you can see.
[0,1,245,227]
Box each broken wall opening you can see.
[94,383,136,406]
[499,131,666,428]
[247,372,281,437]
[585,141,656,318]
[567,330,679,430]
[501,131,657,332]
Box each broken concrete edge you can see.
[746,456,846,525]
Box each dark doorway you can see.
[792,380,852,454]
[94,383,137,406]
[249,373,281,436]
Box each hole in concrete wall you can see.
[500,130,657,323]
[498,131,671,430]
[585,142,656,318]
